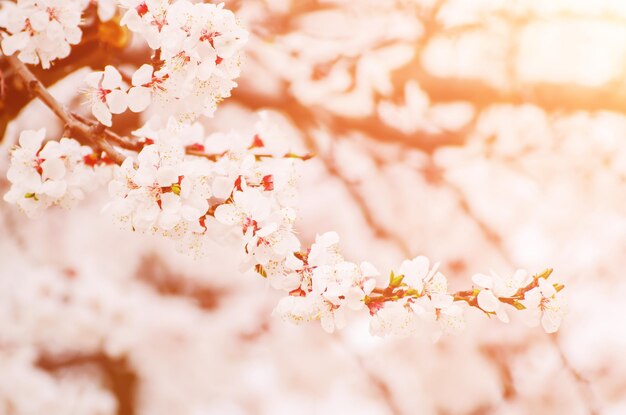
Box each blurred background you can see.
[1,0,626,414]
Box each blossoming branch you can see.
[0,0,566,339]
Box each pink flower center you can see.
[199,31,221,48]
[262,175,274,191]
[98,88,112,102]
[135,2,148,17]
[243,217,259,235]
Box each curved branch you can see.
[3,53,129,164]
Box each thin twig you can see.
[72,112,143,151]
[4,54,299,165]
[3,53,129,164]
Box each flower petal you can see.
[477,290,499,312]
[160,192,181,211]
[132,64,154,86]
[127,86,152,113]
[156,166,178,187]
[212,176,235,199]
[431,293,453,309]
[472,273,493,289]
[214,204,239,225]
[85,72,103,88]
[41,180,67,198]
[1,32,30,55]
[102,65,124,90]
[41,158,66,181]
[92,101,112,126]
[106,89,128,114]
[541,311,561,333]
[496,307,510,323]
[539,278,556,297]
[18,129,46,152]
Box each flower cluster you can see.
[99,116,561,338]
[105,120,208,249]
[103,114,298,255]
[3,129,107,218]
[116,0,249,121]
[3,120,566,341]
[271,240,565,338]
[367,257,466,340]
[519,276,567,333]
[271,232,382,334]
[0,0,83,68]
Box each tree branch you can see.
[3,54,278,165]
[3,53,130,164]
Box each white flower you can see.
[118,0,248,122]
[398,255,439,292]
[4,129,97,217]
[12,128,45,157]
[127,64,162,113]
[473,269,530,297]
[318,303,347,334]
[0,0,83,68]
[272,295,319,326]
[313,261,357,303]
[84,66,128,126]
[396,256,449,301]
[118,0,168,48]
[265,257,303,291]
[246,211,301,265]
[347,262,379,310]
[214,188,271,231]
[369,301,419,338]
[472,270,530,323]
[275,281,347,335]
[520,278,566,333]
[104,135,212,237]
[308,232,342,267]
[133,145,179,188]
